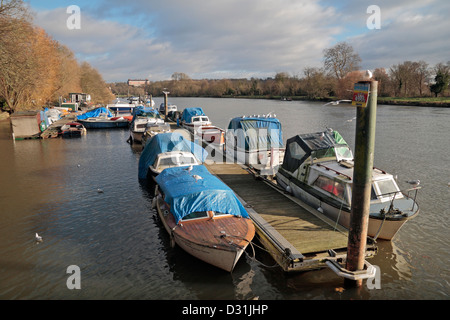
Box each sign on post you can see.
[352,82,370,108]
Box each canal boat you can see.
[275,129,420,240]
[180,107,212,132]
[153,165,255,272]
[138,132,208,182]
[128,106,164,144]
[59,122,86,138]
[76,107,130,129]
[225,115,285,175]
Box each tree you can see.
[430,63,450,97]
[323,42,362,80]
[80,62,115,104]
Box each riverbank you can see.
[221,95,450,107]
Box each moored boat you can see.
[76,107,130,129]
[180,107,212,132]
[141,122,171,146]
[275,128,420,240]
[138,132,208,182]
[59,122,86,138]
[225,114,285,175]
[153,165,255,272]
[128,106,164,144]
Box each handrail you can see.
[316,163,352,180]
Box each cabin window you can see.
[373,179,401,200]
[182,211,208,221]
[288,142,306,160]
[313,176,345,200]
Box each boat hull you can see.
[78,119,129,129]
[155,196,254,272]
[276,173,416,240]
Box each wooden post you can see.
[162,91,170,121]
[345,79,378,287]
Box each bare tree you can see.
[323,42,362,80]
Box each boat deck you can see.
[204,162,353,272]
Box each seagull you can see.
[97,188,104,193]
[35,233,43,242]
[185,165,194,171]
[192,175,203,182]
[364,69,373,80]
[322,100,352,106]
[405,179,420,187]
[346,117,357,122]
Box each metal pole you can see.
[345,80,378,287]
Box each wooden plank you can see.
[205,163,348,255]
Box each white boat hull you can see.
[277,173,408,240]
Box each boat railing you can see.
[378,187,421,213]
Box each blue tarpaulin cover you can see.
[131,106,160,123]
[155,165,249,223]
[181,107,205,124]
[138,132,208,179]
[77,107,113,120]
[227,116,284,151]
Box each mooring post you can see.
[345,79,378,287]
[163,90,169,121]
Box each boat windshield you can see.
[373,179,402,200]
[192,116,209,122]
[157,155,197,167]
[182,211,230,221]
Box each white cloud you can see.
[30,0,449,82]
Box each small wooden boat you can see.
[276,129,420,240]
[60,122,86,138]
[154,165,255,272]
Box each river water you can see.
[0,97,448,301]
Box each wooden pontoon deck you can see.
[204,162,375,272]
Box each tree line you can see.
[111,42,449,101]
[0,0,114,114]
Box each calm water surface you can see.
[0,98,448,300]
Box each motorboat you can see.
[138,132,208,182]
[128,106,164,144]
[59,122,86,138]
[153,165,255,272]
[225,114,285,175]
[180,107,212,132]
[141,123,171,146]
[275,129,420,240]
[76,107,130,129]
[159,103,177,114]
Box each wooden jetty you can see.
[204,162,377,273]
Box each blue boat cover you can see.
[181,107,205,124]
[77,107,113,120]
[227,116,284,151]
[131,106,160,123]
[138,132,208,179]
[155,165,249,223]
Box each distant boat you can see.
[276,129,420,240]
[76,107,130,129]
[225,115,285,175]
[59,122,86,138]
[154,165,255,272]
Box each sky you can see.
[25,0,450,83]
